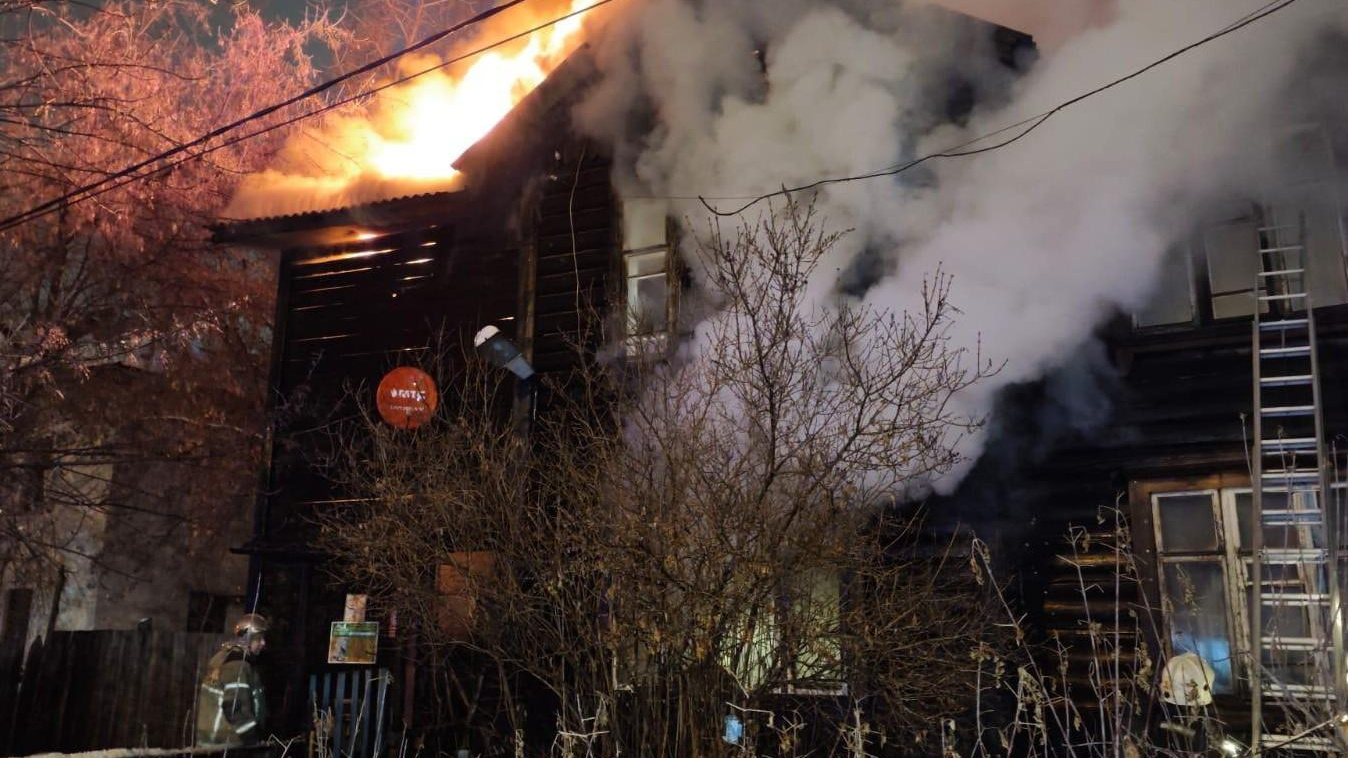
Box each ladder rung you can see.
[1259,592,1330,604]
[1262,437,1317,450]
[1262,684,1336,701]
[1262,510,1324,526]
[1259,636,1324,650]
[1259,292,1308,302]
[1259,734,1338,753]
[1259,268,1305,278]
[1262,405,1315,416]
[1259,346,1311,357]
[1258,224,1299,232]
[1261,469,1320,482]
[1260,317,1309,330]
[1260,374,1313,387]
[1261,245,1306,254]
[1260,548,1328,563]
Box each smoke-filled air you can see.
[573,0,1348,492]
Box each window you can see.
[1134,244,1196,327]
[186,591,233,633]
[1134,124,1348,329]
[1152,490,1241,694]
[1147,484,1336,697]
[436,551,495,642]
[621,200,675,355]
[1,451,49,513]
[1203,212,1264,320]
[721,569,844,696]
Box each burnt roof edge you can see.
[211,190,467,247]
[213,45,600,248]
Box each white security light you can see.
[474,325,535,380]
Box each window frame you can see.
[619,201,678,357]
[1133,124,1348,331]
[1136,477,1344,698]
[1149,488,1247,695]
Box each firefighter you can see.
[196,613,269,747]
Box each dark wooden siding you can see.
[968,305,1348,720]
[527,152,617,375]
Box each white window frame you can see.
[620,201,675,357]
[1134,123,1348,330]
[1151,489,1246,694]
[1149,484,1341,697]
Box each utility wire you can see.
[71,0,616,231]
[697,0,1302,217]
[0,0,539,232]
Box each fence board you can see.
[0,633,23,755]
[0,630,229,755]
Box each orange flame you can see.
[226,1,593,219]
[366,1,589,181]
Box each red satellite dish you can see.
[376,367,438,429]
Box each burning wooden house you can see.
[213,10,1042,753]
[215,3,1348,755]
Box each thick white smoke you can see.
[576,0,1348,492]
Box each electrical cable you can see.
[0,0,614,233]
[0,0,1296,230]
[0,0,544,232]
[695,0,1303,217]
[0,0,617,233]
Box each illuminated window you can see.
[1148,484,1336,696]
[721,569,844,696]
[621,200,674,355]
[1152,490,1240,694]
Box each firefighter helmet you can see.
[233,613,269,637]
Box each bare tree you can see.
[0,0,336,622]
[319,201,1002,756]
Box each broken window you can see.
[1134,243,1196,327]
[621,199,675,356]
[1262,125,1348,311]
[1134,124,1347,330]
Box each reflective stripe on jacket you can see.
[196,644,266,747]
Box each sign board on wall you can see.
[376,367,438,428]
[328,621,379,665]
[344,594,368,623]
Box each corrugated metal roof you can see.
[215,190,461,227]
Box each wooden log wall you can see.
[526,148,617,376]
[966,305,1348,728]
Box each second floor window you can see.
[621,199,674,355]
[1134,125,1348,329]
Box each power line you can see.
[696,0,1302,217]
[0,0,539,233]
[0,0,618,233]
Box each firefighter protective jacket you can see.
[196,643,266,746]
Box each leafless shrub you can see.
[319,200,1003,756]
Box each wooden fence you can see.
[0,630,228,756]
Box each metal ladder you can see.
[1249,205,1346,754]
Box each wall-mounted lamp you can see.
[473,325,535,380]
